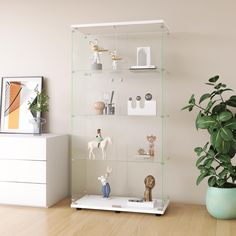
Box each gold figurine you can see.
[110,50,122,70]
[89,39,108,70]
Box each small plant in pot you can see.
[28,89,49,135]
[182,75,236,219]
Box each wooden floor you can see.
[0,199,235,236]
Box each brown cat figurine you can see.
[147,135,157,157]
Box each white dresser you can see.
[0,134,69,207]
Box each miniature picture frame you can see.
[137,47,151,66]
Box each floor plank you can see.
[0,199,235,236]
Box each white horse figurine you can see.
[88,137,112,160]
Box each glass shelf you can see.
[71,68,164,80]
[71,114,165,119]
[72,157,165,165]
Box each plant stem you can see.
[214,157,221,165]
[226,175,231,180]
[194,103,212,115]
[219,93,224,103]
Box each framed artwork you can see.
[0,76,43,133]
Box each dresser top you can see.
[0,133,67,139]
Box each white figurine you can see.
[98,166,112,185]
[110,50,122,70]
[88,136,112,160]
[89,39,108,70]
[89,39,101,64]
[98,167,112,198]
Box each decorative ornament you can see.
[147,135,157,157]
[88,136,112,160]
[145,93,152,101]
[94,101,105,115]
[98,166,112,198]
[137,148,145,155]
[89,39,108,70]
[144,175,155,202]
[110,50,122,70]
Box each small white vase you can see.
[30,117,46,135]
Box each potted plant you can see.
[182,75,236,219]
[28,89,49,135]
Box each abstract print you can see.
[0,77,43,133]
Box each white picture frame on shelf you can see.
[137,47,151,66]
[130,46,156,70]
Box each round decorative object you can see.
[145,93,152,101]
[94,101,105,115]
[128,97,132,101]
[136,96,141,101]
[206,186,236,219]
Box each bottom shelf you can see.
[71,195,169,215]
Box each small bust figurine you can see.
[144,175,155,202]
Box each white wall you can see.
[1,0,236,204]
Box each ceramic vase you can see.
[94,101,105,115]
[206,186,236,219]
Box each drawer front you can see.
[0,182,46,207]
[0,137,46,160]
[0,160,46,183]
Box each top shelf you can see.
[71,20,169,35]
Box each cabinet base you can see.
[71,195,169,215]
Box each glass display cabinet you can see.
[70,20,169,215]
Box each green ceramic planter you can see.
[206,186,236,219]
